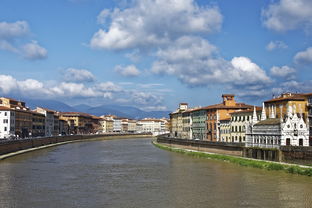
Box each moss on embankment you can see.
[153,141,312,177]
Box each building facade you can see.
[31,111,45,137]
[229,107,262,143]
[219,118,231,142]
[0,107,15,139]
[190,108,207,140]
[246,106,309,148]
[204,94,253,142]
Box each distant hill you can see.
[75,104,170,119]
[23,98,170,119]
[23,98,77,112]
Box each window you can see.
[4,112,7,116]
[4,127,7,131]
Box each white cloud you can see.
[96,81,123,92]
[129,91,162,105]
[152,37,271,88]
[64,68,95,82]
[270,65,296,78]
[266,40,288,51]
[21,41,48,60]
[90,0,222,50]
[0,40,19,53]
[0,21,29,39]
[125,49,141,62]
[114,65,140,77]
[0,21,48,60]
[273,80,312,94]
[142,105,168,111]
[294,47,312,64]
[0,75,18,94]
[97,9,111,24]
[0,74,166,109]
[262,0,312,32]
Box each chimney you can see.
[222,94,236,106]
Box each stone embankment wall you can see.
[0,133,152,156]
[157,136,312,165]
[280,146,312,166]
[157,137,244,156]
[243,147,280,162]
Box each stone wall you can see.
[157,137,244,156]
[280,146,312,166]
[243,147,280,162]
[0,133,152,156]
[158,136,312,165]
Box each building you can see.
[0,97,32,138]
[229,107,262,143]
[127,119,137,133]
[181,110,192,139]
[219,118,231,142]
[137,118,165,135]
[0,107,15,139]
[113,118,122,132]
[203,94,253,142]
[190,108,207,140]
[59,119,69,135]
[264,92,308,123]
[53,114,60,136]
[60,112,97,134]
[121,119,129,132]
[31,111,45,137]
[302,93,312,146]
[100,116,114,133]
[35,107,55,137]
[169,103,188,138]
[246,106,309,148]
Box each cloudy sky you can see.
[1,0,312,111]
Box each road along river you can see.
[0,138,311,208]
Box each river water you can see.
[0,138,311,208]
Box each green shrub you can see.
[152,141,312,177]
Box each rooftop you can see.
[254,118,281,126]
[230,107,262,114]
[264,93,305,103]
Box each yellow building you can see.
[169,103,188,137]
[264,93,308,122]
[229,107,262,143]
[60,112,97,134]
[219,118,231,142]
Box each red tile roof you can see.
[230,107,262,114]
[264,94,305,103]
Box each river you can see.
[0,138,311,208]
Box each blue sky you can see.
[0,0,312,111]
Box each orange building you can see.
[202,94,253,142]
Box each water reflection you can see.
[0,138,311,208]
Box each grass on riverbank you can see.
[152,141,312,177]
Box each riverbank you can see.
[0,134,153,161]
[153,140,312,177]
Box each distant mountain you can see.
[81,104,170,119]
[23,98,77,112]
[22,99,169,119]
[72,104,92,112]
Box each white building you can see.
[113,118,122,132]
[246,105,309,148]
[35,107,55,137]
[0,107,15,139]
[138,118,169,136]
